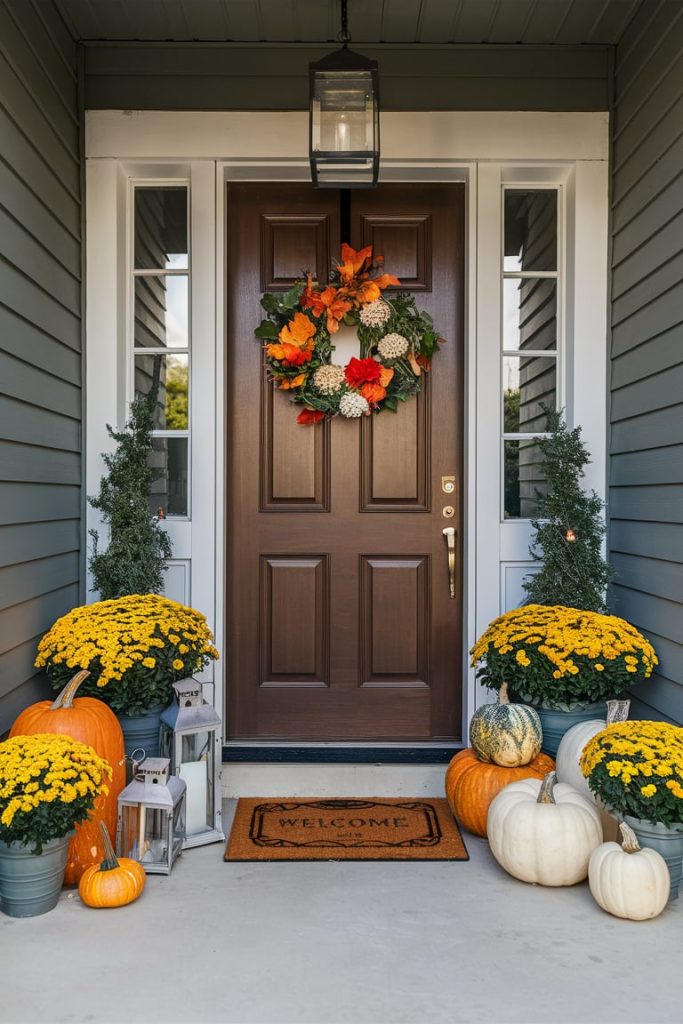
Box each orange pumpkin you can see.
[79,822,146,909]
[445,747,556,837]
[10,670,126,884]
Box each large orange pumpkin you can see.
[445,747,556,838]
[10,670,126,884]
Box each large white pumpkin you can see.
[556,699,630,800]
[589,823,670,920]
[556,719,605,799]
[487,771,603,886]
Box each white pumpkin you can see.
[556,699,630,800]
[589,822,670,921]
[487,771,603,886]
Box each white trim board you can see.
[86,110,609,162]
[84,110,609,753]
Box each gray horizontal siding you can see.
[0,0,80,733]
[609,0,683,725]
[83,42,610,111]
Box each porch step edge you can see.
[220,763,449,799]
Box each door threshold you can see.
[222,744,462,764]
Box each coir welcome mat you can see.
[225,798,468,862]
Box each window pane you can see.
[135,353,188,430]
[504,356,556,434]
[149,437,188,518]
[504,440,548,519]
[504,190,557,272]
[503,278,556,352]
[134,275,188,349]
[135,187,188,270]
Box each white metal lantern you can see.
[309,0,379,188]
[159,679,224,848]
[116,757,186,875]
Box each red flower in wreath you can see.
[296,408,325,425]
[345,357,382,389]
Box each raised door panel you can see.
[357,214,432,291]
[260,556,329,686]
[258,210,332,511]
[360,556,429,687]
[360,390,429,510]
[261,214,330,289]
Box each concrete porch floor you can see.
[2,799,680,1024]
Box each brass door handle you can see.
[442,527,456,599]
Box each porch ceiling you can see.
[55,0,644,46]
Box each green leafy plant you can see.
[88,390,172,600]
[0,734,112,854]
[581,721,683,828]
[523,406,614,612]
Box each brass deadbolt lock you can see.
[441,476,455,494]
[442,505,455,519]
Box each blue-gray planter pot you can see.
[533,701,608,757]
[117,703,168,761]
[623,814,683,902]
[0,835,70,918]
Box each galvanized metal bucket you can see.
[0,835,70,918]
[623,814,683,902]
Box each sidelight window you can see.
[501,188,560,519]
[131,185,190,517]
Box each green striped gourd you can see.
[470,683,542,767]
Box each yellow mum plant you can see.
[470,604,657,708]
[580,721,683,828]
[0,734,112,854]
[36,595,219,717]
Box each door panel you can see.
[227,182,464,741]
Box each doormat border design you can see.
[225,797,469,862]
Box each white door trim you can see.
[85,110,609,751]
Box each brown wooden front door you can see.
[226,183,464,741]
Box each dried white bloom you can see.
[359,298,391,328]
[377,332,409,360]
[313,364,345,395]
[339,392,370,418]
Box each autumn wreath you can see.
[255,244,444,424]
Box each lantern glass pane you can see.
[180,730,214,835]
[312,71,375,154]
[172,800,185,861]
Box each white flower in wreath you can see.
[359,298,391,328]
[313,364,346,395]
[377,332,409,360]
[340,392,370,418]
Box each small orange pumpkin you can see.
[445,747,556,837]
[79,822,146,908]
[10,670,126,884]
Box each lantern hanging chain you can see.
[338,0,351,46]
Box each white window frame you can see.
[129,177,192,521]
[85,110,609,743]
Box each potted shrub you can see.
[470,604,658,755]
[580,721,683,902]
[35,594,219,758]
[0,733,112,917]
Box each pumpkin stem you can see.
[51,670,90,710]
[98,820,120,872]
[619,821,641,854]
[498,682,510,705]
[606,699,630,725]
[537,771,557,804]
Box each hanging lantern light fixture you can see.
[309,0,380,188]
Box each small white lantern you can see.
[159,679,224,848]
[116,757,186,875]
